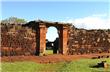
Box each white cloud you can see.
[64,14,110,29]
[92,14,108,17]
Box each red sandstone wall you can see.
[67,26,110,55]
[1,24,36,56]
[1,22,110,56]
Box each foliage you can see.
[1,17,27,24]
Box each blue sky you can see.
[1,0,110,41]
[1,1,109,21]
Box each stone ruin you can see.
[1,23,36,56]
[1,20,110,56]
[67,27,110,55]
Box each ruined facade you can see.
[1,21,70,56]
[1,24,36,56]
[25,21,70,55]
[67,27,110,55]
[1,20,110,56]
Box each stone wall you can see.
[1,21,110,56]
[1,24,36,56]
[67,26,110,55]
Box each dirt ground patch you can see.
[1,53,110,64]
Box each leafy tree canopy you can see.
[1,17,27,24]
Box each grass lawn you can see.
[45,50,53,55]
[1,58,110,72]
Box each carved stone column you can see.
[39,23,46,55]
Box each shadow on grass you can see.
[89,61,106,68]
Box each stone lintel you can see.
[63,25,68,29]
[39,23,46,28]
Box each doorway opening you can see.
[46,26,59,55]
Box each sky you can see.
[1,0,110,41]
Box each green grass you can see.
[45,50,53,55]
[59,58,110,72]
[1,58,110,72]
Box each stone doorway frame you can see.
[35,21,70,55]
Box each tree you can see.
[1,17,27,24]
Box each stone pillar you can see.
[59,26,68,54]
[39,23,46,55]
[62,26,68,54]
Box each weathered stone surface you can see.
[1,21,69,56]
[67,27,110,55]
[1,24,36,56]
[1,20,110,56]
